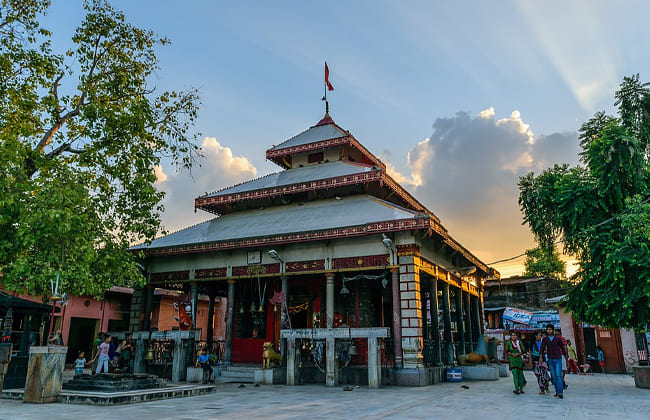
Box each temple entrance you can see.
[66,317,98,363]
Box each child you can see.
[597,346,605,373]
[75,351,90,375]
[91,334,112,374]
[196,348,214,383]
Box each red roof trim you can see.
[266,136,350,167]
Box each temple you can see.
[132,111,499,386]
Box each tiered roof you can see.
[137,113,492,274]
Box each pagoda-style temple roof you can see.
[265,119,385,170]
[135,195,434,256]
[195,160,384,214]
[267,120,348,152]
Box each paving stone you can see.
[0,373,648,419]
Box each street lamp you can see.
[382,234,396,265]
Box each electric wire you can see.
[486,195,650,267]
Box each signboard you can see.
[529,312,560,328]
[502,307,533,324]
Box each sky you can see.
[43,1,650,277]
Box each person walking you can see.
[506,331,527,394]
[539,324,567,399]
[531,330,550,394]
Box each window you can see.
[307,151,324,163]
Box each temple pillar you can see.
[142,285,154,331]
[224,279,235,365]
[454,286,465,357]
[390,267,403,369]
[128,287,145,332]
[472,295,482,340]
[478,286,485,334]
[430,276,442,367]
[190,282,198,329]
[326,272,335,328]
[398,254,423,369]
[207,289,217,345]
[281,276,289,329]
[464,291,473,353]
[441,281,453,364]
[280,275,289,363]
[326,336,337,386]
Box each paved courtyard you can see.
[1,372,648,419]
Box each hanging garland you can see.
[288,301,309,314]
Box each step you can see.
[1,384,216,405]
[220,371,255,378]
[223,366,260,373]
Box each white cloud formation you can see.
[153,165,168,184]
[399,108,580,276]
[156,137,258,233]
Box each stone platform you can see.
[2,383,216,405]
[63,373,163,392]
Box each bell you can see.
[144,345,155,361]
[258,304,264,313]
[348,343,359,356]
[273,304,278,312]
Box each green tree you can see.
[518,75,650,330]
[523,246,566,279]
[0,0,200,297]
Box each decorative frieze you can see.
[285,259,325,273]
[232,263,280,277]
[332,254,390,270]
[396,243,421,256]
[194,267,227,279]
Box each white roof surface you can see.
[134,195,420,250]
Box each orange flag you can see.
[325,62,334,91]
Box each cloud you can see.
[156,137,257,233]
[379,150,421,187]
[153,165,168,184]
[401,108,579,276]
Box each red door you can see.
[595,327,625,373]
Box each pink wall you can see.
[55,294,128,344]
[152,295,226,341]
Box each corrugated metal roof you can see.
[133,195,419,250]
[201,160,374,198]
[268,123,348,152]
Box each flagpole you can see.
[323,61,328,115]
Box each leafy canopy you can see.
[518,75,650,330]
[523,245,566,280]
[0,0,200,297]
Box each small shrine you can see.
[132,108,498,386]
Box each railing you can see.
[423,339,436,366]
